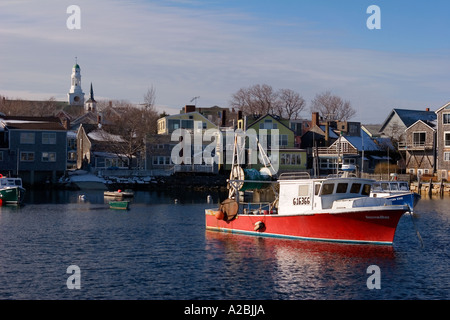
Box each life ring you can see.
[254,221,265,231]
[0,174,3,178]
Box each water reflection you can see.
[205,231,396,299]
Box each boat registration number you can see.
[293,196,310,205]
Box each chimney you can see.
[185,105,196,113]
[312,112,320,127]
[221,110,227,127]
[426,108,430,112]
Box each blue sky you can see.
[1,0,450,124]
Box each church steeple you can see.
[67,58,85,106]
[85,82,97,113]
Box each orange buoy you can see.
[215,210,225,220]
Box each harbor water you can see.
[0,189,448,300]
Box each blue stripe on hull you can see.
[206,226,393,246]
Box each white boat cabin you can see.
[278,173,375,215]
[372,181,409,193]
[0,176,23,188]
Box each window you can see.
[315,183,321,195]
[445,132,450,147]
[260,119,278,130]
[336,183,348,193]
[42,152,56,162]
[68,151,76,161]
[350,183,362,194]
[443,113,450,124]
[42,133,56,144]
[20,132,35,144]
[279,135,288,147]
[298,185,309,196]
[20,152,34,161]
[321,183,335,195]
[413,132,426,146]
[444,152,450,161]
[362,184,371,195]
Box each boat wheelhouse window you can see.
[381,183,389,191]
[350,183,362,194]
[390,183,398,191]
[321,183,334,195]
[315,183,321,195]
[336,183,348,193]
[399,182,408,191]
[372,182,381,191]
[362,184,371,196]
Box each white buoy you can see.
[207,195,212,203]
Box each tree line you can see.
[230,84,356,121]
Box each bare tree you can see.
[230,84,278,117]
[276,89,306,120]
[310,91,356,121]
[99,89,159,169]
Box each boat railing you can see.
[278,172,311,180]
[241,202,275,215]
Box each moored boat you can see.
[0,174,26,205]
[370,176,421,212]
[205,170,409,245]
[104,189,134,199]
[109,200,130,210]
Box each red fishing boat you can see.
[206,170,409,245]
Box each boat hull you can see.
[205,207,406,245]
[109,201,130,210]
[383,192,421,211]
[0,187,26,205]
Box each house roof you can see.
[405,119,437,131]
[247,114,294,133]
[435,101,450,114]
[337,129,393,152]
[0,116,65,131]
[380,108,436,133]
[160,111,217,127]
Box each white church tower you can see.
[68,59,85,106]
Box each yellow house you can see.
[157,111,218,135]
[245,114,307,173]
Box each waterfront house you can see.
[155,106,220,174]
[379,108,436,144]
[0,116,67,185]
[399,119,437,177]
[435,101,450,180]
[76,123,135,172]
